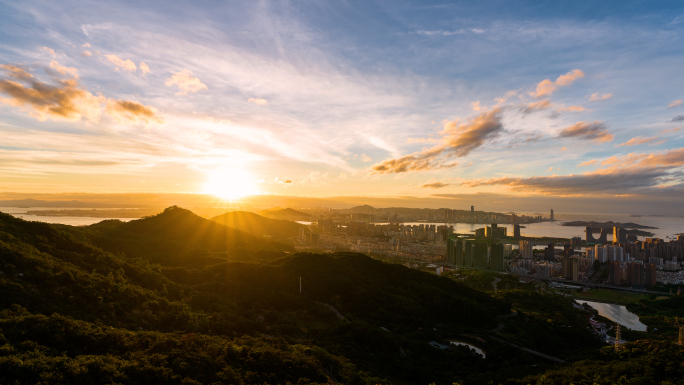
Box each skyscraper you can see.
[550,209,554,221]
[490,243,505,271]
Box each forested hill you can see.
[82,206,292,266]
[259,207,312,221]
[210,210,306,238]
[2,209,683,384]
[0,210,512,384]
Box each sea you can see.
[1,207,683,240]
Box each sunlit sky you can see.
[1,0,684,210]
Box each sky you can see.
[1,0,684,213]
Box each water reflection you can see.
[576,300,647,331]
[449,341,486,358]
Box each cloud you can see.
[165,69,207,95]
[0,66,101,122]
[558,121,614,143]
[371,108,503,173]
[556,105,586,113]
[461,169,669,195]
[577,159,598,167]
[618,136,661,147]
[672,115,684,122]
[661,127,682,134]
[589,93,612,102]
[82,51,92,57]
[0,63,161,124]
[463,148,684,195]
[407,137,438,143]
[49,60,78,78]
[668,100,683,108]
[523,100,552,113]
[248,97,268,106]
[105,54,137,72]
[350,153,372,162]
[139,62,151,75]
[531,69,584,98]
[414,29,485,36]
[82,43,91,48]
[284,180,292,183]
[41,47,56,58]
[0,64,33,81]
[105,99,163,124]
[421,182,450,189]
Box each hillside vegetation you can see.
[1,208,683,384]
[210,210,306,239]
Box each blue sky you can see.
[1,0,683,212]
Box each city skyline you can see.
[2,1,684,214]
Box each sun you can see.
[203,167,260,201]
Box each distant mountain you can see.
[350,204,376,213]
[0,198,92,208]
[84,206,292,266]
[210,210,306,238]
[259,207,312,221]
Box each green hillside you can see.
[259,208,312,221]
[83,206,292,266]
[1,208,683,384]
[210,210,306,239]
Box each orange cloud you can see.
[372,108,502,173]
[557,105,586,112]
[618,136,661,147]
[558,121,613,143]
[106,99,163,124]
[0,71,101,122]
[49,60,78,78]
[668,100,683,108]
[421,182,450,189]
[532,69,584,98]
[524,100,552,113]
[589,93,612,102]
[106,54,137,72]
[0,63,161,125]
[577,159,598,167]
[165,69,207,95]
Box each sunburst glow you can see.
[203,167,260,201]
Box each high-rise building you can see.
[562,256,579,280]
[626,262,645,287]
[544,242,555,260]
[464,240,473,267]
[613,227,627,244]
[550,209,554,221]
[455,239,464,266]
[519,240,533,259]
[609,261,622,285]
[470,206,475,223]
[490,243,505,271]
[446,238,455,266]
[473,242,488,269]
[513,224,521,239]
[645,263,657,287]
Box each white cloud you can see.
[165,69,207,95]
[106,54,137,72]
[139,62,151,75]
[589,92,612,102]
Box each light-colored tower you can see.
[615,323,621,352]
